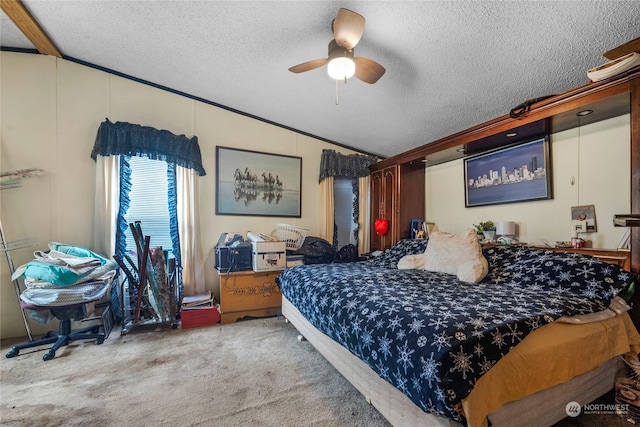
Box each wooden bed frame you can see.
[282,296,625,427]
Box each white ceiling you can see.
[2,1,639,158]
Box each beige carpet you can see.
[0,316,633,427]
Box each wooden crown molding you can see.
[604,36,640,61]
[1,0,62,57]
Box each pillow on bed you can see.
[481,245,637,314]
[365,239,429,269]
[398,230,488,283]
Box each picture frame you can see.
[464,136,552,207]
[571,204,597,232]
[424,222,436,238]
[411,219,425,239]
[216,146,302,217]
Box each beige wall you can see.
[0,52,357,339]
[426,114,630,248]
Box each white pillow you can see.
[398,230,488,283]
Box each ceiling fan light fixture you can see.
[327,39,355,80]
[328,57,355,80]
[288,10,384,85]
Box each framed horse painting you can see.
[215,146,302,217]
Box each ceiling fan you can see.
[288,8,386,84]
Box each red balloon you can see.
[375,218,389,236]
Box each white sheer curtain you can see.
[319,176,335,243]
[93,155,120,257]
[358,175,371,255]
[176,165,206,296]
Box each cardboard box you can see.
[252,241,286,272]
[181,306,220,329]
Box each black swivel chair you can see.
[5,301,112,361]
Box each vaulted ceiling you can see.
[2,1,639,158]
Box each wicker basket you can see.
[275,224,308,250]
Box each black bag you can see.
[334,244,358,263]
[291,236,336,265]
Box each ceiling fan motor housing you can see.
[328,39,354,61]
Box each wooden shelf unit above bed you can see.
[375,65,640,169]
[370,65,640,326]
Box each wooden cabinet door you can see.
[370,170,383,251]
[370,160,425,252]
[382,167,397,247]
[370,166,397,251]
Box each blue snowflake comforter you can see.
[276,240,636,423]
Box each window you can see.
[334,177,357,249]
[122,156,175,257]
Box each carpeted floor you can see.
[0,317,389,427]
[0,316,635,427]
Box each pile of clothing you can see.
[12,243,117,321]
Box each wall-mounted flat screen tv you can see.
[464,136,552,207]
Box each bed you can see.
[276,236,640,427]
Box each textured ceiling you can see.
[2,1,639,158]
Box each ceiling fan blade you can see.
[333,8,365,50]
[354,57,386,84]
[288,58,329,73]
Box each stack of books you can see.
[181,291,213,310]
[180,291,220,328]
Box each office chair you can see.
[5,299,113,361]
[6,242,118,361]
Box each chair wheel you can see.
[5,348,18,358]
[43,351,55,361]
[96,338,105,345]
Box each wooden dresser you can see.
[217,270,282,324]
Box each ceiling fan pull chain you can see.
[335,79,340,105]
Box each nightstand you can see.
[217,270,282,324]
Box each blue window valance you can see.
[318,149,377,183]
[91,119,206,176]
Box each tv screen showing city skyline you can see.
[464,136,551,207]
